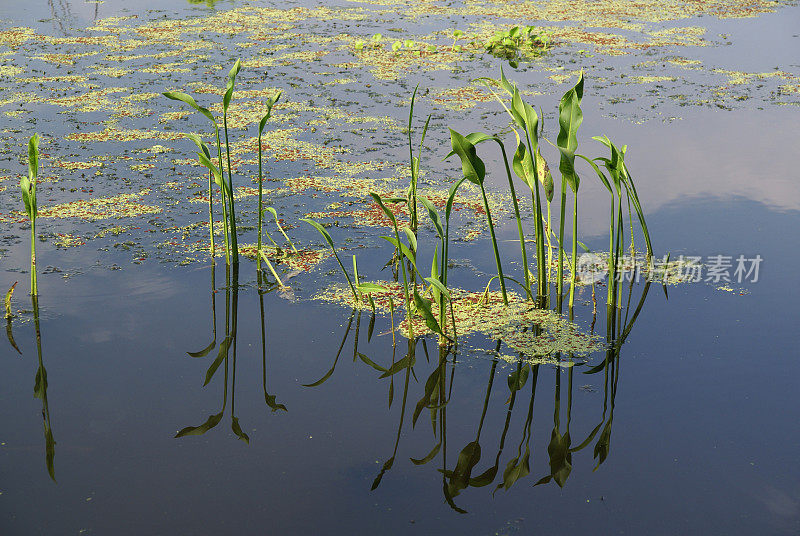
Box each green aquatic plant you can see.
[257,92,282,271]
[163,59,245,265]
[185,133,219,259]
[163,91,231,263]
[448,129,509,305]
[302,218,358,301]
[20,134,40,296]
[484,25,551,67]
[447,130,532,298]
[407,85,431,237]
[555,73,584,309]
[369,193,417,339]
[479,69,550,300]
[263,207,297,254]
[222,59,242,265]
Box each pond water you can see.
[1,0,800,534]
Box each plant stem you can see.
[30,220,37,296]
[496,140,531,297]
[208,170,215,260]
[479,184,508,306]
[568,192,578,308]
[557,177,566,304]
[257,131,263,271]
[223,113,238,264]
[215,127,230,265]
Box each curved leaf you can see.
[556,73,584,193]
[163,91,215,124]
[448,129,485,185]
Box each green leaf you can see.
[302,218,357,299]
[576,154,612,193]
[185,133,212,159]
[445,177,467,221]
[28,133,39,182]
[413,290,442,336]
[535,148,554,202]
[197,152,223,187]
[223,59,242,112]
[556,73,585,193]
[163,91,215,124]
[258,91,282,135]
[424,276,451,302]
[448,129,485,185]
[402,227,418,253]
[381,236,419,276]
[369,192,398,227]
[443,132,495,159]
[356,282,390,294]
[512,139,534,189]
[417,196,444,239]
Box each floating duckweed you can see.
[51,161,104,171]
[432,86,494,110]
[53,233,86,248]
[315,282,604,358]
[35,190,161,221]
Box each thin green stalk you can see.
[557,177,566,305]
[522,130,546,299]
[207,170,215,259]
[30,222,37,296]
[568,192,578,308]
[302,218,358,301]
[496,140,531,296]
[479,184,508,306]
[546,199,552,289]
[223,113,238,265]
[257,130,264,271]
[21,134,39,296]
[215,127,230,265]
[607,194,615,308]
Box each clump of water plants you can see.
[163,59,248,265]
[483,26,551,67]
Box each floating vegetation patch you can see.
[9,190,162,222]
[53,233,86,248]
[315,283,604,359]
[432,86,494,110]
